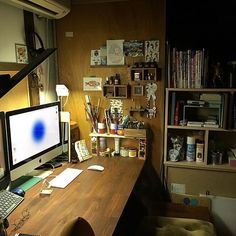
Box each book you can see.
[187,100,205,106]
[187,121,204,127]
[75,140,92,162]
[174,100,180,125]
[170,92,176,125]
[203,124,219,128]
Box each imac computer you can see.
[0,112,10,190]
[6,102,62,181]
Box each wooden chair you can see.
[60,217,95,236]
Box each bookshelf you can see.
[164,88,236,173]
[165,0,236,199]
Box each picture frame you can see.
[106,39,125,65]
[83,77,102,91]
[15,44,28,64]
[132,85,144,96]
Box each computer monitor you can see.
[6,102,62,181]
[0,112,10,190]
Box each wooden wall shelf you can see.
[103,84,130,98]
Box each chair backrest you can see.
[60,217,95,236]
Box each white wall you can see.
[0,2,25,62]
[0,2,58,103]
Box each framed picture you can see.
[106,39,125,65]
[83,77,102,91]
[132,85,144,96]
[15,44,28,64]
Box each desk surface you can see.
[7,156,144,236]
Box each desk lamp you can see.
[56,84,71,163]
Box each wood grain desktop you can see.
[7,157,144,236]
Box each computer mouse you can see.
[87,165,104,171]
[11,187,25,197]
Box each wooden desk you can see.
[7,157,144,236]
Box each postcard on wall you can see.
[90,49,101,66]
[145,40,159,63]
[106,39,125,65]
[100,45,107,65]
[15,44,28,64]
[123,40,144,57]
[83,77,102,91]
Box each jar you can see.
[120,147,129,157]
[117,125,124,136]
[98,123,105,134]
[110,123,117,135]
[129,148,137,158]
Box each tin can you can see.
[186,136,195,161]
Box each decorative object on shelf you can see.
[83,77,102,91]
[107,39,125,65]
[210,62,225,88]
[145,40,159,63]
[90,49,101,66]
[123,40,144,57]
[145,82,157,119]
[110,99,123,121]
[196,142,204,162]
[169,135,185,161]
[15,44,28,64]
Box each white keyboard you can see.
[49,168,83,188]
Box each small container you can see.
[117,125,124,136]
[98,123,105,134]
[186,136,195,161]
[120,147,129,157]
[196,142,204,162]
[129,148,137,158]
[99,137,106,151]
[114,138,120,155]
[110,123,117,135]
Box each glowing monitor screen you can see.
[6,102,62,180]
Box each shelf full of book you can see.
[167,47,208,89]
[164,88,236,172]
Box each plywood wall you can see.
[56,0,166,172]
[0,71,29,111]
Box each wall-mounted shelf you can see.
[131,67,161,82]
[103,84,130,98]
[89,129,147,160]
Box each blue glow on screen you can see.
[32,120,45,142]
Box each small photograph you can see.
[15,44,28,64]
[123,40,144,57]
[90,49,101,66]
[145,40,159,63]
